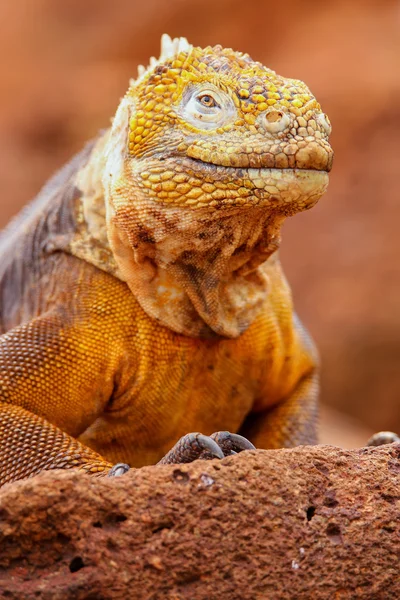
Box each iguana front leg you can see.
[0,403,114,486]
[0,309,119,487]
[0,310,116,435]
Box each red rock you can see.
[0,444,399,599]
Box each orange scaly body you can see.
[0,35,332,487]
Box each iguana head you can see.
[100,35,333,338]
[106,34,332,212]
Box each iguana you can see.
[0,33,336,488]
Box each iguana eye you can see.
[197,94,218,108]
[180,86,236,130]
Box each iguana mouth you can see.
[184,143,333,173]
[136,154,329,210]
[185,156,330,174]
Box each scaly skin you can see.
[0,35,333,488]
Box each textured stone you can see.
[0,444,399,599]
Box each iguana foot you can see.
[208,431,256,457]
[158,431,255,465]
[366,431,400,447]
[108,463,130,477]
[106,432,254,476]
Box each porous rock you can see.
[0,444,399,599]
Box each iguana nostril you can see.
[264,108,290,133]
[266,110,283,123]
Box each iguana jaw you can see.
[134,155,329,212]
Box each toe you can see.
[158,432,224,464]
[366,431,400,447]
[108,463,130,477]
[210,431,256,456]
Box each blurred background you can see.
[0,0,399,446]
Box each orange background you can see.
[1,0,399,444]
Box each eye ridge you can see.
[197,94,218,108]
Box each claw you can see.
[210,431,256,456]
[366,431,400,447]
[158,432,224,465]
[158,431,255,465]
[195,434,225,459]
[108,463,130,477]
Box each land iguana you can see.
[1,34,388,488]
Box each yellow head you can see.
[104,34,332,214]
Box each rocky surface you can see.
[0,444,399,599]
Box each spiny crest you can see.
[130,34,193,87]
[128,34,279,95]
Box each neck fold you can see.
[107,195,283,338]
